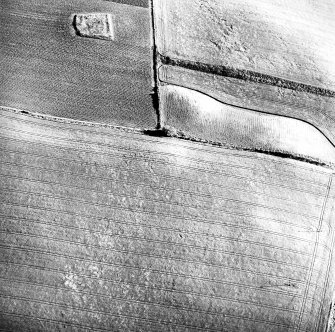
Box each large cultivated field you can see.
[1,0,335,330]
[0,107,334,331]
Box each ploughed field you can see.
[0,108,334,331]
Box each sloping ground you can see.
[159,85,335,166]
[154,0,335,149]
[154,0,335,91]
[0,107,334,331]
[158,65,335,149]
